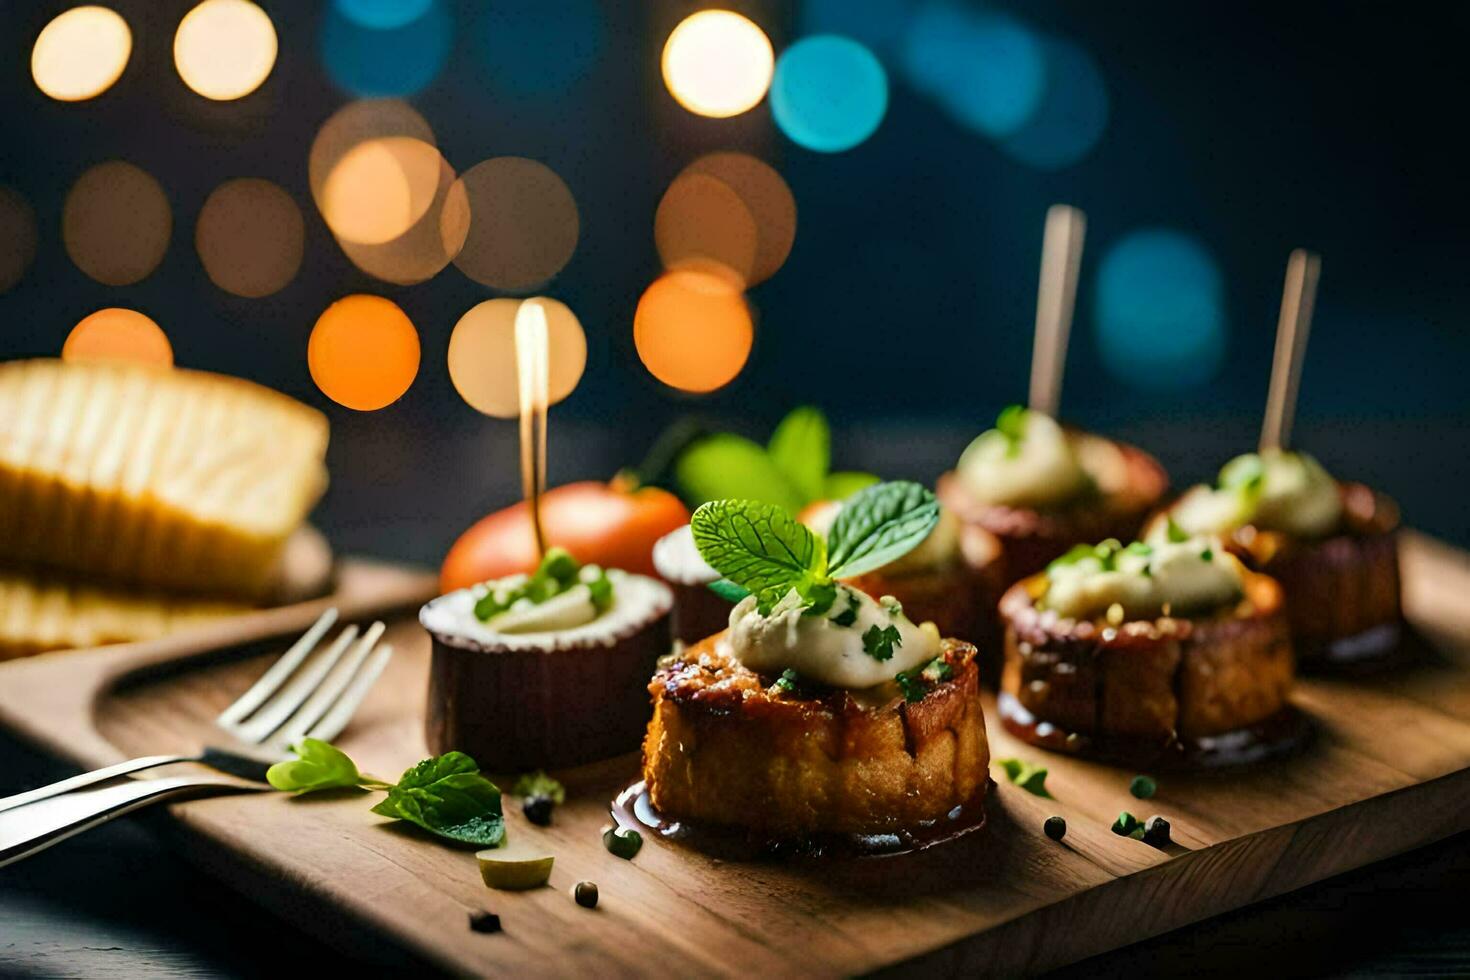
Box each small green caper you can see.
[603,825,643,860]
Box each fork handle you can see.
[0,775,260,868]
[0,755,195,814]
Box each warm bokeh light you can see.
[31,6,132,102]
[656,173,758,286]
[442,157,579,291]
[0,186,38,294]
[634,264,753,392]
[447,297,588,418]
[661,10,774,119]
[63,308,173,368]
[321,136,441,245]
[338,149,461,285]
[772,36,888,153]
[308,295,421,411]
[62,161,172,286]
[684,153,796,285]
[174,0,277,100]
[322,0,449,97]
[195,178,304,298]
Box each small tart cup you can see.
[652,525,733,646]
[1223,482,1402,669]
[998,570,1303,768]
[642,634,989,837]
[938,438,1169,586]
[421,574,673,771]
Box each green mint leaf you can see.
[862,623,902,661]
[825,480,941,579]
[511,770,566,804]
[691,499,827,608]
[266,738,364,794]
[708,578,751,603]
[822,471,881,502]
[767,406,830,505]
[674,433,804,513]
[997,757,1052,798]
[1165,515,1189,543]
[774,668,799,693]
[995,404,1028,458]
[371,752,505,847]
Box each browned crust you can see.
[938,439,1169,584]
[642,635,990,834]
[999,571,1293,744]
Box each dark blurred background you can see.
[2,0,1467,568]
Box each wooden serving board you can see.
[2,534,1470,976]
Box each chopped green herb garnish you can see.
[1199,547,1214,562]
[862,624,902,661]
[798,578,837,617]
[512,771,566,805]
[1129,775,1157,800]
[774,668,799,693]
[921,658,953,684]
[587,576,613,613]
[1165,515,1189,543]
[473,547,613,623]
[1111,811,1141,837]
[995,404,1027,458]
[829,597,858,628]
[1125,542,1153,557]
[1048,543,1096,571]
[998,758,1052,798]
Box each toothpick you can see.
[1259,249,1321,452]
[515,298,551,560]
[1029,204,1087,419]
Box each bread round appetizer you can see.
[999,534,1301,768]
[639,482,991,847]
[1156,449,1401,667]
[421,547,672,770]
[938,406,1168,585]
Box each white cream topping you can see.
[652,524,719,585]
[1041,535,1244,621]
[1168,449,1342,539]
[956,409,1091,509]
[420,569,672,651]
[725,585,940,689]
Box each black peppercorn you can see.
[574,881,599,909]
[1143,815,1171,847]
[523,795,554,826]
[1044,815,1066,841]
[468,910,502,934]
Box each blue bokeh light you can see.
[332,0,433,31]
[771,36,888,153]
[901,1,1045,139]
[1001,38,1109,171]
[800,0,912,58]
[479,0,604,97]
[1094,230,1228,390]
[321,0,451,98]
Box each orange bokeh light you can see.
[308,295,420,411]
[634,265,753,393]
[63,308,174,368]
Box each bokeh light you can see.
[321,136,440,245]
[1094,229,1227,390]
[322,0,450,97]
[902,2,1044,139]
[634,264,753,393]
[173,0,277,101]
[1001,37,1109,171]
[447,298,588,418]
[480,0,604,96]
[308,295,420,411]
[338,149,461,285]
[661,10,774,119]
[195,178,303,298]
[333,0,432,30]
[0,186,38,294]
[63,308,173,368]
[771,36,888,153]
[63,161,172,286]
[687,153,796,285]
[655,173,758,286]
[442,157,579,292]
[31,6,132,102]
[801,0,912,57]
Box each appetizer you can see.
[938,405,1168,584]
[422,547,673,770]
[1155,449,1401,665]
[999,534,1299,767]
[641,482,990,845]
[651,523,732,645]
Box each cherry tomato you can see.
[440,477,690,592]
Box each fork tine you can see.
[215,608,338,728]
[230,623,376,745]
[271,625,382,749]
[306,643,394,745]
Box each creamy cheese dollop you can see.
[1041,535,1244,622]
[725,585,940,689]
[956,408,1091,509]
[1169,449,1342,539]
[802,500,962,576]
[652,524,719,585]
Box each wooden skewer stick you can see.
[1259,249,1322,452]
[515,298,551,561]
[1028,204,1087,418]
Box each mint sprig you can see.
[825,480,940,579]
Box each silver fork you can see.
[0,609,394,867]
